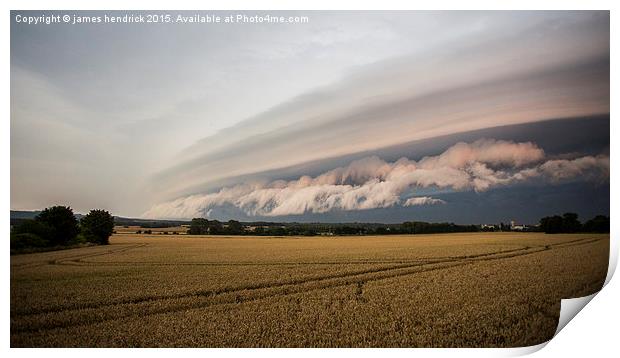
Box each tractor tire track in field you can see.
[49,237,596,268]
[11,237,603,334]
[13,244,536,316]
[55,247,532,267]
[10,244,149,269]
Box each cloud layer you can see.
[11,11,609,217]
[144,139,609,219]
[152,12,609,201]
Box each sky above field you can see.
[11,11,610,223]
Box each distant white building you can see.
[510,220,528,231]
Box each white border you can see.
[3,1,617,356]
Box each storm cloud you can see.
[152,12,609,201]
[10,11,609,220]
[144,139,609,219]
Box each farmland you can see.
[10,232,608,347]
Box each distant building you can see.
[244,225,271,232]
[481,224,496,230]
[510,220,528,231]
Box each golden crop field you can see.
[10,232,608,347]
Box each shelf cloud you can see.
[152,12,609,202]
[144,139,609,219]
[11,11,609,220]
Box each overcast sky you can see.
[11,11,609,222]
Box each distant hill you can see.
[11,210,84,226]
[11,210,84,219]
[10,210,190,228]
[112,217,191,228]
[10,210,42,219]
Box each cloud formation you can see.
[152,12,610,201]
[10,11,609,218]
[144,139,609,219]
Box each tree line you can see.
[11,206,114,252]
[187,214,609,236]
[10,207,609,251]
[188,218,481,236]
[538,213,609,234]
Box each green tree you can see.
[539,215,563,233]
[226,220,244,234]
[35,206,79,245]
[208,220,223,234]
[80,209,115,245]
[583,215,610,233]
[561,212,582,233]
[189,218,225,235]
[189,218,210,234]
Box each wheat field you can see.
[10,232,608,347]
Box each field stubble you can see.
[10,232,609,347]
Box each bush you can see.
[80,209,114,245]
[71,233,89,245]
[13,219,55,242]
[35,206,79,245]
[10,233,49,250]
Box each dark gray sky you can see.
[11,11,609,222]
